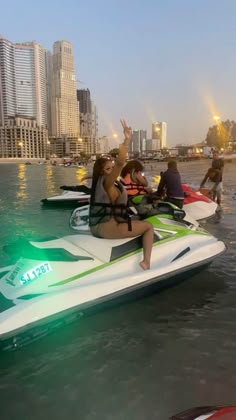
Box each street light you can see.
[213,115,221,123]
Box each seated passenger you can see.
[156,160,184,209]
[120,160,152,196]
[89,119,154,270]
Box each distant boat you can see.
[25,161,32,165]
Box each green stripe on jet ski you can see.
[49,219,210,287]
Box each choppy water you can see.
[0,160,236,420]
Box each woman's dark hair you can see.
[120,160,144,178]
[90,157,112,202]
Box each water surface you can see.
[0,160,235,420]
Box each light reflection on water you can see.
[16,163,27,202]
[0,160,236,419]
[75,166,88,184]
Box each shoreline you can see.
[0,155,235,165]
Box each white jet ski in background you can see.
[42,183,217,221]
[0,203,225,349]
[41,185,91,207]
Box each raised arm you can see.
[115,119,132,170]
[104,119,132,188]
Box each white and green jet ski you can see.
[0,204,225,347]
[42,183,218,221]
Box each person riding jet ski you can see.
[89,119,154,270]
[120,159,152,196]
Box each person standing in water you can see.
[211,150,224,205]
[89,119,154,270]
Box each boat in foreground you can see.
[0,208,225,348]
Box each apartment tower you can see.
[51,40,79,138]
[0,36,48,127]
[152,121,167,149]
[77,88,98,154]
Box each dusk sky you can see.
[1,0,236,146]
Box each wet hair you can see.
[90,156,112,202]
[120,160,144,178]
[167,160,177,169]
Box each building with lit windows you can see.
[152,121,167,149]
[0,116,48,158]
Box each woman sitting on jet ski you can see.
[89,119,154,271]
[120,159,153,196]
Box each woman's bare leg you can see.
[97,219,154,270]
[139,226,153,270]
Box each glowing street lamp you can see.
[213,115,221,123]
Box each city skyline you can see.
[1,0,236,146]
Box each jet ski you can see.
[70,202,199,233]
[0,203,225,348]
[182,184,218,221]
[41,185,91,207]
[42,183,217,221]
[170,405,236,419]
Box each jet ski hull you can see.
[0,214,226,348]
[0,261,211,350]
[41,190,90,207]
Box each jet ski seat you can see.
[67,232,161,263]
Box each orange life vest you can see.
[120,174,146,196]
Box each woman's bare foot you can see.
[139,261,150,270]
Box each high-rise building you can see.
[0,37,16,126]
[77,89,98,154]
[46,51,53,135]
[132,130,140,153]
[130,129,147,155]
[140,129,147,154]
[152,122,167,149]
[0,36,48,128]
[51,40,79,138]
[77,88,91,114]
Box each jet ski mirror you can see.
[173,209,186,220]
